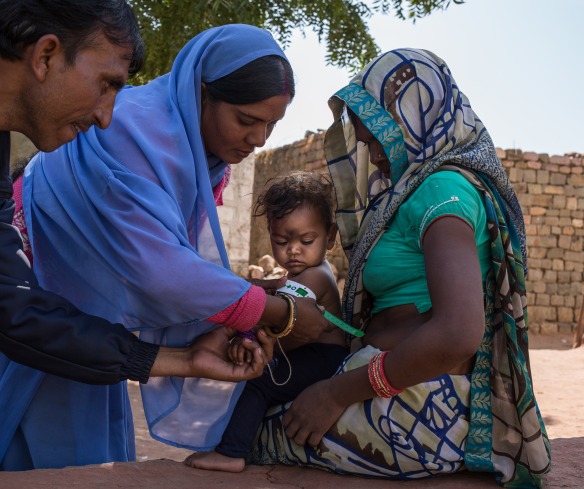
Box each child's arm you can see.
[278,261,344,351]
[291,261,341,314]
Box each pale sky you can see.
[263,0,583,157]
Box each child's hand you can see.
[250,275,287,295]
[228,336,254,366]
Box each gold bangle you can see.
[264,293,297,338]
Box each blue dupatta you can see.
[0,24,288,469]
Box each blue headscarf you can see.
[1,24,289,468]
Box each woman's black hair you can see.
[205,55,295,105]
[0,0,144,75]
[254,170,335,233]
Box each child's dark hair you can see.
[254,171,335,232]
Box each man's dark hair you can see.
[0,0,144,75]
[206,55,295,105]
[254,170,336,233]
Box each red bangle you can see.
[367,351,404,398]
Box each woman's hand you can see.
[283,364,375,447]
[283,379,347,448]
[290,298,335,342]
[260,294,333,348]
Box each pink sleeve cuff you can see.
[207,284,266,331]
[212,165,231,206]
[11,176,33,265]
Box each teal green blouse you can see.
[363,171,491,315]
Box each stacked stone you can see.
[216,155,256,277]
[499,149,584,334]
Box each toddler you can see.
[184,170,348,472]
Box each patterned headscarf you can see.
[325,49,550,487]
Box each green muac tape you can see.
[322,310,364,337]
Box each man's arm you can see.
[0,206,158,385]
[0,213,272,385]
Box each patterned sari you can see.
[249,49,550,487]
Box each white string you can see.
[267,338,292,386]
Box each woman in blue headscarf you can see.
[2,24,331,470]
[249,49,551,488]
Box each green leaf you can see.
[128,0,464,83]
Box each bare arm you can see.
[257,280,334,344]
[378,216,485,385]
[279,262,342,350]
[292,261,342,314]
[283,217,486,446]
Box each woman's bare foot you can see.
[184,451,245,473]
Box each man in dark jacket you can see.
[0,0,270,385]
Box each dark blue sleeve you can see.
[0,133,158,384]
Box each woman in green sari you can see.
[249,48,551,488]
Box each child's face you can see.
[269,205,335,277]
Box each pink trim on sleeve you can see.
[213,165,232,206]
[207,284,266,331]
[11,176,33,264]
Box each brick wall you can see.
[251,130,584,335]
[217,155,255,277]
[499,149,584,334]
[9,132,37,169]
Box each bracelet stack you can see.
[368,351,403,398]
[264,292,297,338]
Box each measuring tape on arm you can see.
[277,280,364,337]
[321,309,364,337]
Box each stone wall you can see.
[216,155,255,277]
[251,130,584,335]
[9,132,37,169]
[499,149,584,334]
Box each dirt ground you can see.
[130,331,584,463]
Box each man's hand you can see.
[150,327,274,382]
[187,327,273,382]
